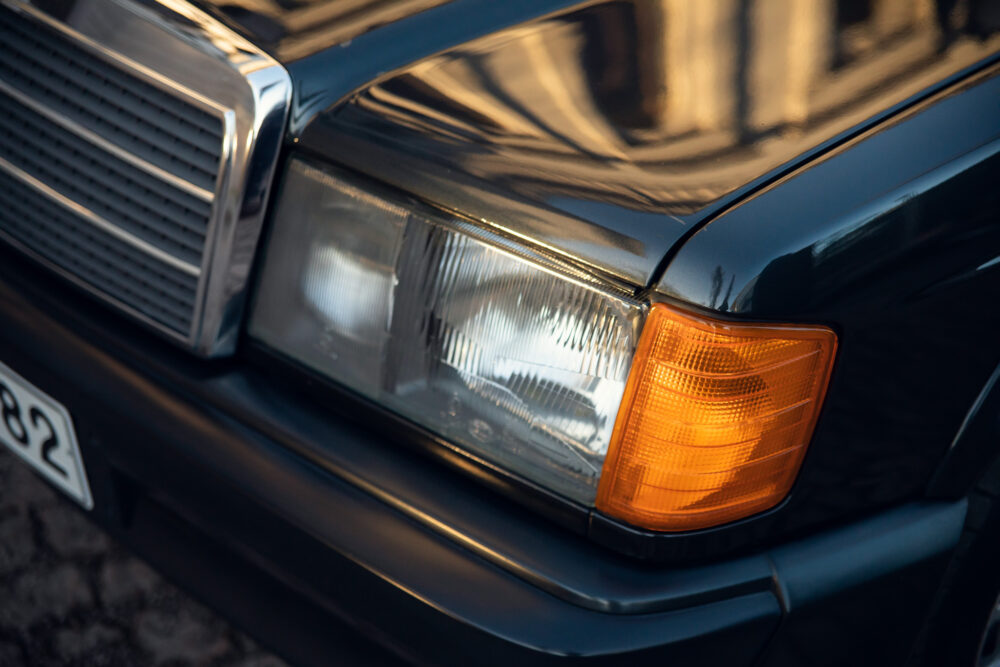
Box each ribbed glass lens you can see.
[251,160,642,502]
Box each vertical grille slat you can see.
[0,4,227,337]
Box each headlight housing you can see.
[250,159,837,531]
[251,160,643,503]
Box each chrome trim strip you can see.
[0,156,202,277]
[3,0,292,355]
[0,77,215,203]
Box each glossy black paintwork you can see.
[928,360,1000,498]
[3,0,1000,662]
[287,0,1000,286]
[200,0,587,130]
[254,0,1000,550]
[760,501,964,666]
[189,0,1000,550]
[24,0,997,554]
[659,65,1000,538]
[191,0,453,61]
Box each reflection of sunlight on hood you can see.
[350,0,1000,216]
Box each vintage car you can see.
[0,0,999,664]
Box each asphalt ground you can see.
[0,446,289,666]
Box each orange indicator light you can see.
[596,303,838,531]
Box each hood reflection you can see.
[351,0,1000,215]
[209,0,452,58]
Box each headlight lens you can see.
[250,158,838,529]
[250,160,642,503]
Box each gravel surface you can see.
[0,447,289,667]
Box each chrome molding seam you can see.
[0,0,291,356]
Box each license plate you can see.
[0,360,92,509]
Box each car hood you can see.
[197,0,1000,286]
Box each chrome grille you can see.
[0,0,289,355]
[0,89,211,267]
[0,169,200,333]
[0,4,221,336]
[0,6,223,191]
[0,3,218,335]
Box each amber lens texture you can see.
[596,303,837,531]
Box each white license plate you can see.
[0,360,92,509]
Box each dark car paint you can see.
[14,0,1000,582]
[3,0,1000,663]
[209,1,999,288]
[929,360,1000,499]
[578,63,1000,559]
[0,235,970,666]
[218,0,1000,556]
[655,65,1000,541]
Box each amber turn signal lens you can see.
[596,303,837,532]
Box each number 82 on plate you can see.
[0,360,93,509]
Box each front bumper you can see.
[0,247,967,666]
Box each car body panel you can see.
[3,0,1000,663]
[82,0,998,556]
[2,0,997,558]
[652,64,1000,546]
[278,0,998,286]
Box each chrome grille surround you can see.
[0,0,291,355]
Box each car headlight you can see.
[250,159,838,530]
